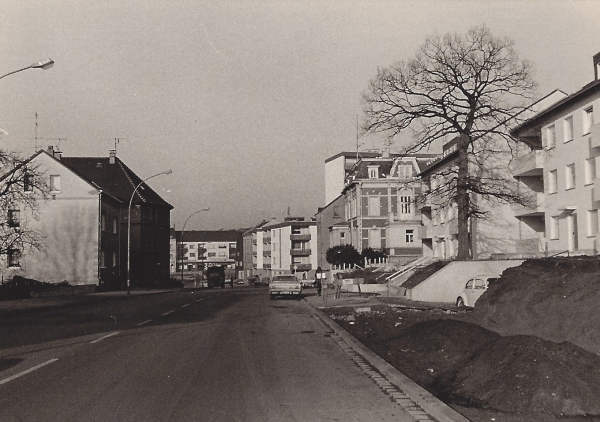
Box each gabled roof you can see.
[60,156,173,209]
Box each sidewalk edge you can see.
[304,299,471,422]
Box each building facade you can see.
[171,229,243,277]
[0,148,172,288]
[511,53,600,255]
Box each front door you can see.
[568,213,578,252]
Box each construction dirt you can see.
[324,257,600,422]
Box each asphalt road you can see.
[0,287,416,422]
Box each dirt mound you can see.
[437,335,600,416]
[474,257,600,355]
[390,319,500,387]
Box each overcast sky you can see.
[1,0,599,230]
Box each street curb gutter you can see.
[304,300,470,422]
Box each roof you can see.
[60,156,173,209]
[324,151,380,164]
[511,82,600,137]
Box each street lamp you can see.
[127,169,172,295]
[0,59,54,80]
[180,208,210,284]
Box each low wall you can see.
[406,260,524,303]
[31,285,97,298]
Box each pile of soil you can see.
[327,257,600,420]
[474,257,600,355]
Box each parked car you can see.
[456,274,500,307]
[269,275,302,300]
[260,277,271,286]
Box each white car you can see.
[456,274,500,307]
[269,275,302,300]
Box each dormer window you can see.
[368,166,379,179]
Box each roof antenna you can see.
[113,137,127,154]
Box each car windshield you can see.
[273,276,298,283]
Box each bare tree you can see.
[362,26,537,260]
[0,151,49,263]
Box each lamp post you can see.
[180,208,210,285]
[0,59,54,80]
[127,169,172,295]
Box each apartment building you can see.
[268,217,318,282]
[171,229,243,276]
[511,53,600,255]
[324,151,380,205]
[341,153,438,264]
[0,148,173,288]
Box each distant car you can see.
[299,278,314,288]
[456,274,500,307]
[269,275,302,300]
[260,277,271,285]
[236,279,245,285]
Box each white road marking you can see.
[162,310,175,316]
[181,303,191,308]
[136,320,153,327]
[0,359,58,385]
[90,332,120,344]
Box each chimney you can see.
[109,149,116,164]
[47,145,61,160]
[594,52,600,81]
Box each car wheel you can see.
[456,297,465,307]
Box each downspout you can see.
[98,191,102,287]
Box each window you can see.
[8,209,20,227]
[405,229,414,243]
[550,216,559,240]
[564,117,573,143]
[49,175,60,192]
[8,249,21,267]
[566,164,576,190]
[101,213,106,231]
[112,252,117,268]
[548,170,558,193]
[368,166,379,179]
[189,244,195,249]
[399,196,412,214]
[585,158,596,185]
[340,232,345,239]
[368,196,380,216]
[208,252,216,257]
[397,164,413,179]
[189,253,195,258]
[583,107,594,135]
[292,228,302,235]
[587,210,598,237]
[100,250,106,268]
[23,174,33,192]
[112,217,118,234]
[545,124,556,149]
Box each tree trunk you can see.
[457,133,471,260]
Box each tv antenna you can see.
[112,137,127,154]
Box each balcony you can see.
[592,179,600,203]
[291,264,312,272]
[511,192,545,217]
[509,150,545,177]
[290,248,311,256]
[290,234,311,241]
[590,123,600,149]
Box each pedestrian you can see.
[315,274,322,296]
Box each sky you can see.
[1,0,600,231]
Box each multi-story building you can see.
[324,151,380,205]
[510,53,600,255]
[419,91,568,260]
[315,194,346,270]
[268,217,318,282]
[341,153,438,265]
[171,229,243,277]
[242,219,277,280]
[0,147,173,288]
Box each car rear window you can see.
[273,276,298,282]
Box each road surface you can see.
[0,287,417,421]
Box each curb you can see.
[303,299,470,422]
